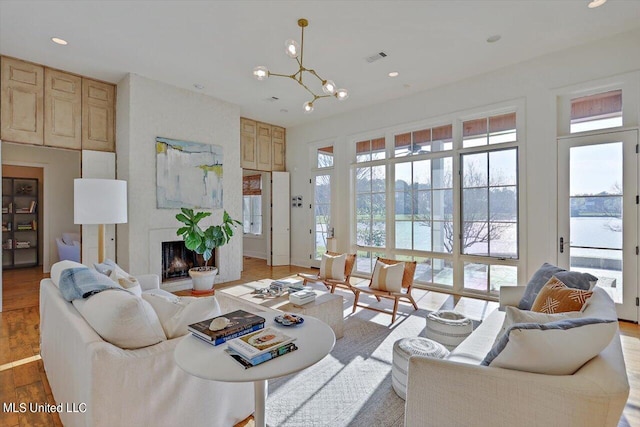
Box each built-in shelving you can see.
[2,177,38,268]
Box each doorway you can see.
[558,129,639,321]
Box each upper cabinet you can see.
[44,68,82,149]
[1,57,44,145]
[0,56,116,152]
[82,78,115,152]
[240,117,286,172]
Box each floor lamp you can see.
[74,179,128,263]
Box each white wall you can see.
[116,74,242,283]
[1,142,80,272]
[286,28,640,280]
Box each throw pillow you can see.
[319,253,346,280]
[531,277,593,313]
[109,269,142,297]
[481,317,617,375]
[72,289,167,349]
[518,262,597,310]
[50,260,87,288]
[141,293,221,339]
[494,306,582,345]
[94,258,128,277]
[370,260,405,293]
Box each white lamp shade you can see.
[74,179,128,225]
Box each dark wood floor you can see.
[1,259,638,427]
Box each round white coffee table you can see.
[175,315,335,427]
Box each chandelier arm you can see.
[305,69,326,83]
[268,72,296,78]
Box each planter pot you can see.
[189,266,218,291]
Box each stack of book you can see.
[15,241,30,249]
[16,220,36,231]
[225,327,298,369]
[188,310,265,346]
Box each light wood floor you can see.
[1,258,639,427]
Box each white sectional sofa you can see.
[40,265,260,427]
[404,286,629,427]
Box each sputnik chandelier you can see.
[253,18,348,113]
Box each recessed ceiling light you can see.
[588,0,607,8]
[193,84,204,90]
[388,71,399,77]
[486,35,501,43]
[51,37,68,45]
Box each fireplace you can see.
[161,241,216,283]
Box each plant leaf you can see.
[175,213,190,224]
[184,234,202,251]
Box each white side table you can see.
[175,315,335,427]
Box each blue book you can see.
[224,343,298,369]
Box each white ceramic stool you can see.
[392,337,449,400]
[425,310,473,350]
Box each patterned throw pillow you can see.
[531,277,593,313]
[370,260,405,293]
[320,253,346,280]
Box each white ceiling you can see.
[1,1,640,128]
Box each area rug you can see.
[266,290,465,426]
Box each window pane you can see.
[489,222,517,258]
[489,113,517,144]
[356,168,370,193]
[413,129,431,154]
[433,258,454,286]
[415,191,431,219]
[463,118,488,148]
[462,153,488,187]
[395,133,411,157]
[413,160,430,189]
[414,257,432,283]
[317,146,334,168]
[372,221,386,247]
[395,163,412,188]
[570,211,622,250]
[395,220,412,250]
[371,166,386,192]
[571,90,622,134]
[432,125,453,152]
[463,222,489,255]
[432,189,452,220]
[432,221,453,253]
[432,157,452,189]
[251,196,262,235]
[570,142,622,196]
[371,138,386,160]
[489,265,518,292]
[356,194,371,216]
[463,189,488,221]
[489,187,517,221]
[395,191,412,217]
[489,150,517,186]
[242,197,251,233]
[414,221,431,251]
[464,262,488,291]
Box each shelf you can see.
[2,177,38,269]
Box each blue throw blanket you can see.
[59,267,123,301]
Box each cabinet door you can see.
[257,123,271,171]
[44,68,82,149]
[1,57,44,145]
[256,122,272,171]
[271,126,286,171]
[82,78,115,152]
[240,118,257,169]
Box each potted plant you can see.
[176,208,241,292]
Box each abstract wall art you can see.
[156,137,223,209]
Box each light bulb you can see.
[336,88,349,101]
[322,80,337,95]
[285,39,300,58]
[253,66,269,81]
[588,0,607,7]
[303,101,314,113]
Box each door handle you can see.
[559,237,564,253]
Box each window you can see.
[356,138,386,163]
[394,125,453,157]
[463,112,516,148]
[242,175,262,235]
[317,146,334,168]
[570,90,622,133]
[356,162,386,273]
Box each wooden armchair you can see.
[352,257,418,323]
[299,252,357,293]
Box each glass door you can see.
[558,130,638,321]
[312,173,331,266]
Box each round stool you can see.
[425,310,473,351]
[392,337,449,400]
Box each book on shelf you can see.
[190,323,264,346]
[187,309,265,343]
[227,327,296,359]
[224,342,298,369]
[29,200,37,213]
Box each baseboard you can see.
[290,258,312,269]
[243,251,267,260]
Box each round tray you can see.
[274,313,304,326]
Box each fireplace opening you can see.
[161,241,216,283]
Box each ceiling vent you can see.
[263,96,279,102]
[365,52,388,63]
